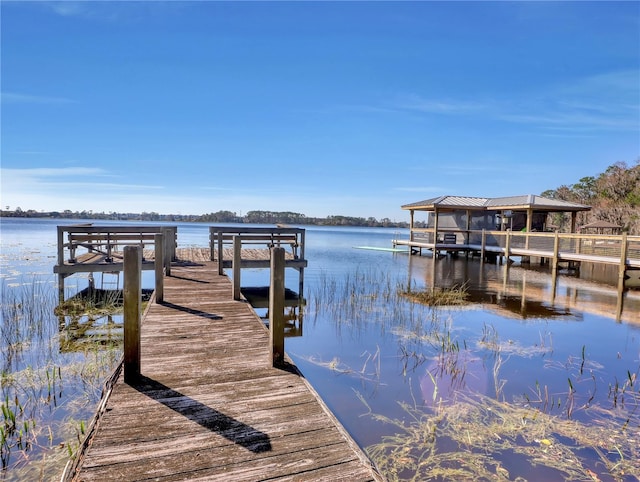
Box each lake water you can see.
[1,218,639,481]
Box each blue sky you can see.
[1,1,638,221]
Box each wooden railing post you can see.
[163,228,172,276]
[154,233,164,303]
[218,232,224,275]
[57,227,66,302]
[298,230,305,297]
[106,233,113,262]
[504,230,511,264]
[551,231,560,300]
[270,247,285,366]
[124,245,142,384]
[209,228,216,261]
[618,233,629,292]
[233,235,242,300]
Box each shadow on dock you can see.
[133,375,273,454]
[159,301,223,320]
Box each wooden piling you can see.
[616,233,629,320]
[123,245,142,384]
[270,247,285,366]
[218,232,224,275]
[163,228,172,276]
[233,235,242,300]
[154,233,164,303]
[504,230,511,263]
[551,231,560,301]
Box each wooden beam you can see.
[270,247,286,366]
[525,208,533,249]
[154,234,164,303]
[218,231,224,275]
[616,232,629,320]
[409,210,415,242]
[551,231,560,301]
[124,245,142,384]
[433,208,439,256]
[233,236,242,300]
[163,228,172,276]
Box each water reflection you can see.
[241,286,304,338]
[290,251,640,481]
[55,287,153,352]
[407,254,640,324]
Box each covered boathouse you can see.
[395,194,591,256]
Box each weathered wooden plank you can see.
[72,260,382,482]
[80,439,367,482]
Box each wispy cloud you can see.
[42,1,127,21]
[1,167,163,193]
[390,94,485,115]
[40,1,190,23]
[2,92,75,104]
[46,1,87,17]
[383,69,639,133]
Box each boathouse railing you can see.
[400,228,640,266]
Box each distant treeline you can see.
[542,160,640,235]
[0,207,408,228]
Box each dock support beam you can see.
[551,232,560,300]
[124,245,142,384]
[162,228,172,275]
[270,247,285,366]
[616,233,628,320]
[154,234,164,303]
[218,232,224,275]
[233,236,242,300]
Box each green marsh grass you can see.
[1,279,123,479]
[307,268,640,481]
[361,392,640,482]
[399,283,470,307]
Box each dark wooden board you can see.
[72,261,382,481]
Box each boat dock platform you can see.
[64,258,383,481]
[53,225,308,300]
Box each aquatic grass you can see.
[1,279,58,374]
[399,282,470,307]
[1,278,124,478]
[303,265,640,480]
[54,288,123,319]
[308,269,424,338]
[477,323,554,359]
[297,345,383,386]
[362,392,640,482]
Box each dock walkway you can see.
[70,260,382,481]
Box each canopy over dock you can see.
[402,194,591,234]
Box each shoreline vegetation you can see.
[0,209,408,228]
[2,160,638,232]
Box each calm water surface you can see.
[1,218,639,481]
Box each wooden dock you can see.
[394,230,640,266]
[66,259,382,481]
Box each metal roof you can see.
[401,194,590,212]
[401,195,489,209]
